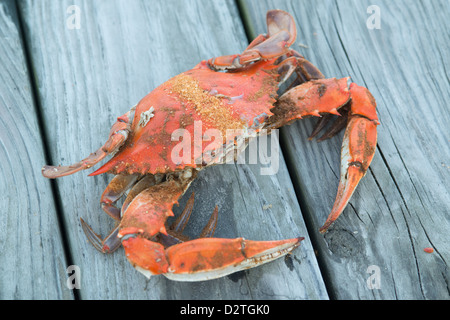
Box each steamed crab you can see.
[42,10,378,280]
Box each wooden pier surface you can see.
[0,0,448,299]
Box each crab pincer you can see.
[115,178,302,280]
[122,235,303,281]
[318,84,379,233]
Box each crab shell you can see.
[91,59,280,176]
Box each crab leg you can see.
[80,178,215,253]
[80,174,162,253]
[208,10,297,70]
[42,109,134,179]
[80,218,121,253]
[169,192,196,233]
[309,107,350,142]
[157,198,218,248]
[100,174,140,220]
[198,205,218,238]
[276,56,325,86]
[79,174,139,253]
[319,84,378,233]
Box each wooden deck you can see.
[1,0,449,300]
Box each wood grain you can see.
[0,0,72,299]
[243,0,450,299]
[18,0,327,299]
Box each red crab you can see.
[42,10,378,280]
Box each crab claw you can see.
[319,83,379,233]
[116,175,303,280]
[122,236,303,281]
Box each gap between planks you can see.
[14,0,81,300]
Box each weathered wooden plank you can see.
[0,0,73,299]
[243,0,450,299]
[19,0,327,299]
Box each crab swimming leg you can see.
[207,9,297,70]
[42,108,135,179]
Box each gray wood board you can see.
[243,0,450,299]
[0,0,72,299]
[19,0,327,299]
